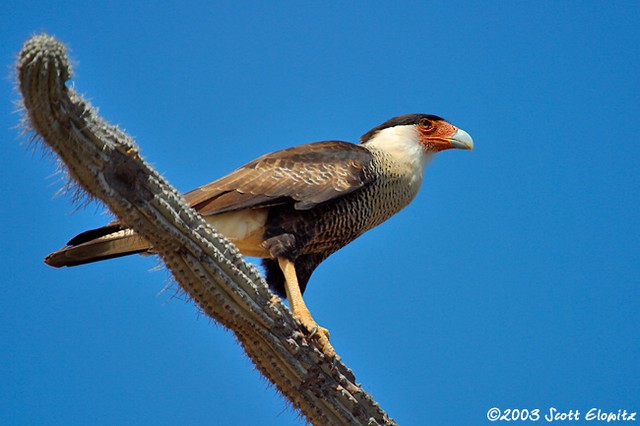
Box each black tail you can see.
[45,224,150,267]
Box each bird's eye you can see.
[419,118,433,130]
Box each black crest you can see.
[360,114,445,143]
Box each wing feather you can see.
[184,141,375,215]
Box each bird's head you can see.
[360,114,473,156]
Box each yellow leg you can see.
[278,257,335,358]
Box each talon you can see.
[307,325,330,341]
[309,326,318,339]
[298,315,330,341]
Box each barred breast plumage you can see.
[260,146,424,296]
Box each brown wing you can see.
[184,141,375,215]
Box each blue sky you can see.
[1,1,638,425]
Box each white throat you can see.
[363,125,434,172]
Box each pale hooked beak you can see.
[450,128,474,150]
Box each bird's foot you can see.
[308,324,330,340]
[297,314,336,358]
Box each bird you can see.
[45,113,473,356]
